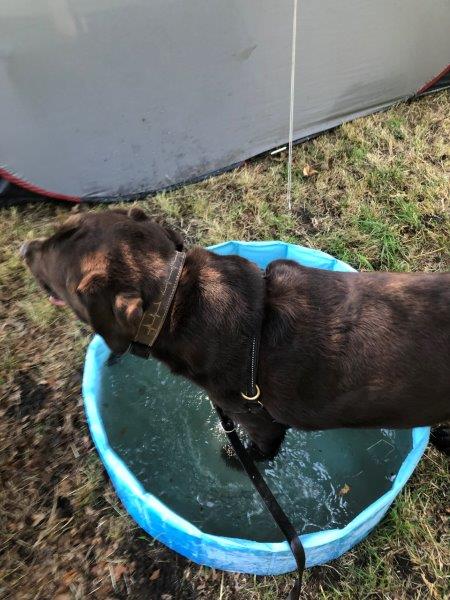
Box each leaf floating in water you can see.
[339,483,351,496]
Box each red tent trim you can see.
[0,166,81,203]
[416,63,450,95]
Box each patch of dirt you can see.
[118,536,197,600]
[6,370,51,418]
[307,564,343,591]
[393,552,414,578]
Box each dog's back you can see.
[261,260,450,429]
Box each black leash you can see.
[225,272,305,597]
[128,260,305,595]
[215,405,305,599]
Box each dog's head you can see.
[21,208,184,353]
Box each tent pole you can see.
[287,0,298,211]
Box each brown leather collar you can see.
[133,251,186,348]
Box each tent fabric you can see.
[1,1,449,203]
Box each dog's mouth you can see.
[49,295,66,307]
[42,282,66,307]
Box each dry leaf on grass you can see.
[61,570,78,588]
[32,512,46,526]
[149,568,161,581]
[303,164,318,177]
[113,563,128,580]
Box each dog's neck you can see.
[133,250,186,349]
[145,247,265,391]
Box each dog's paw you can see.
[430,426,450,456]
[246,441,278,462]
[220,442,276,470]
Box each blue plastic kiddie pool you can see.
[82,241,429,575]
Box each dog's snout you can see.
[20,238,44,260]
[20,241,31,259]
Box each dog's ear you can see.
[113,293,143,332]
[128,207,148,222]
[51,215,83,244]
[76,271,107,295]
[163,226,184,251]
[128,207,184,250]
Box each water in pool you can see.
[100,353,412,542]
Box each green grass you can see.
[0,91,448,599]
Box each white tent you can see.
[1,0,449,202]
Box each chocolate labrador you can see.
[21,208,450,458]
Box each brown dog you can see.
[22,208,450,459]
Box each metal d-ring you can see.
[241,384,261,402]
[223,425,236,433]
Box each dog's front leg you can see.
[216,402,287,463]
[234,409,287,459]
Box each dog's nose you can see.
[19,241,30,259]
[20,238,44,260]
